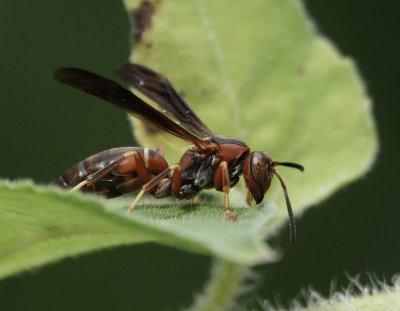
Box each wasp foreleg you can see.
[220,161,237,221]
[246,189,253,206]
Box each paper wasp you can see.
[53,64,304,244]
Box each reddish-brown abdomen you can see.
[55,147,168,198]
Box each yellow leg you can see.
[126,163,180,214]
[193,195,200,203]
[70,180,88,192]
[224,192,237,221]
[127,189,145,213]
[220,161,237,221]
[246,189,253,206]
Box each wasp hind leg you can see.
[127,163,182,213]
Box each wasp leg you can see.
[220,161,237,221]
[71,151,149,192]
[193,195,200,203]
[246,189,253,206]
[153,180,172,198]
[127,164,181,213]
[71,180,90,192]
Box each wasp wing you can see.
[52,68,206,148]
[115,64,214,139]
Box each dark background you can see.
[0,1,398,310]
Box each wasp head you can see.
[243,152,274,203]
[243,151,304,244]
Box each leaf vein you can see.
[197,0,243,136]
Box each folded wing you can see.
[115,63,214,139]
[52,67,206,149]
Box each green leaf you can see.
[0,180,277,279]
[303,291,400,311]
[294,278,400,311]
[124,0,377,229]
[1,0,377,288]
[0,181,145,279]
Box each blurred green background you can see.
[0,0,398,310]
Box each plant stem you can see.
[185,259,247,311]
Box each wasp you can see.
[53,64,304,244]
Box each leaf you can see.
[1,0,378,281]
[0,180,277,279]
[124,0,377,228]
[303,291,400,311]
[295,277,400,311]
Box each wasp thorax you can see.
[243,152,274,204]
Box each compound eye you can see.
[243,152,273,204]
[250,152,268,186]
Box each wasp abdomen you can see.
[55,149,112,189]
[55,147,168,198]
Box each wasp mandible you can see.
[53,64,304,244]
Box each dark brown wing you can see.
[114,64,214,138]
[52,68,206,148]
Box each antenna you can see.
[273,161,304,172]
[274,170,297,245]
